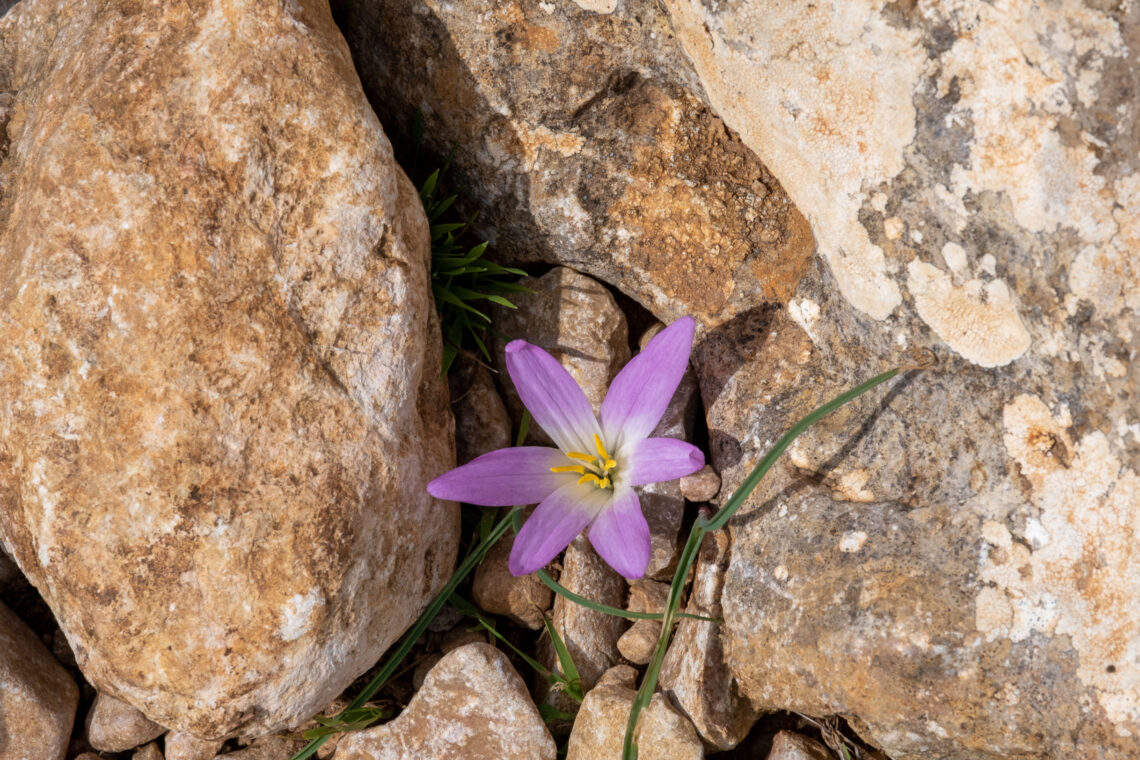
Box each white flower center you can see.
[550,433,618,491]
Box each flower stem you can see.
[621,365,908,760]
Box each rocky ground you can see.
[1,0,1137,759]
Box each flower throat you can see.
[551,433,617,490]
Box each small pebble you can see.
[680,465,721,502]
[165,730,225,760]
[134,742,164,760]
[766,730,832,760]
[86,693,165,753]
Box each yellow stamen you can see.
[577,473,602,486]
[602,459,617,471]
[593,434,612,462]
[551,465,587,475]
[598,476,611,489]
[566,451,595,463]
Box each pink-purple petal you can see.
[427,446,565,506]
[623,437,705,487]
[588,487,650,580]
[505,340,601,454]
[508,482,603,576]
[599,317,695,449]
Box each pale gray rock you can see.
[472,537,553,630]
[766,731,832,760]
[660,531,757,751]
[0,0,456,738]
[0,601,78,760]
[334,643,556,760]
[165,731,224,760]
[86,693,166,753]
[566,665,703,760]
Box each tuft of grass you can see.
[413,121,528,375]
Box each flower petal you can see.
[427,447,565,506]
[505,340,601,454]
[508,481,604,576]
[623,437,705,487]
[588,487,650,580]
[599,317,695,449]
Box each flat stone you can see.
[565,665,703,760]
[334,643,556,760]
[0,0,457,738]
[0,601,79,760]
[472,537,553,630]
[766,731,832,760]
[86,693,166,753]
[165,731,225,760]
[660,531,757,750]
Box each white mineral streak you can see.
[662,0,923,320]
[996,395,1140,732]
[906,260,1031,367]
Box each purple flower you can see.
[428,317,704,580]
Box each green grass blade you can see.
[542,614,584,702]
[534,569,718,623]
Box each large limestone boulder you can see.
[0,0,457,738]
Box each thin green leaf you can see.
[429,194,458,222]
[534,569,718,624]
[485,294,518,309]
[542,615,584,702]
[420,170,440,202]
[538,703,579,723]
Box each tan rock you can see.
[334,643,556,760]
[87,693,166,753]
[164,731,225,760]
[0,601,78,760]
[679,465,720,503]
[766,731,832,760]
[472,537,553,630]
[660,531,757,750]
[341,1,813,330]
[491,267,629,442]
[449,357,513,465]
[538,535,626,716]
[616,620,658,666]
[134,743,165,760]
[0,0,457,738]
[566,665,703,760]
[215,737,302,760]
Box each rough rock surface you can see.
[0,600,78,760]
[616,580,668,666]
[449,357,512,465]
[340,0,814,330]
[86,693,166,753]
[165,731,224,760]
[472,536,552,630]
[133,743,165,760]
[660,531,756,751]
[0,0,456,738]
[334,643,556,760]
[353,0,1140,755]
[565,665,703,760]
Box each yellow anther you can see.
[593,434,612,461]
[603,459,617,471]
[566,451,595,463]
[551,465,587,475]
[598,477,611,489]
[577,473,602,486]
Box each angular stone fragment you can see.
[472,537,553,630]
[334,643,556,760]
[165,731,224,760]
[0,601,78,760]
[0,0,457,738]
[491,267,629,443]
[617,580,668,665]
[566,665,703,760]
[215,736,302,760]
[660,531,757,750]
[766,732,832,760]
[87,693,166,753]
